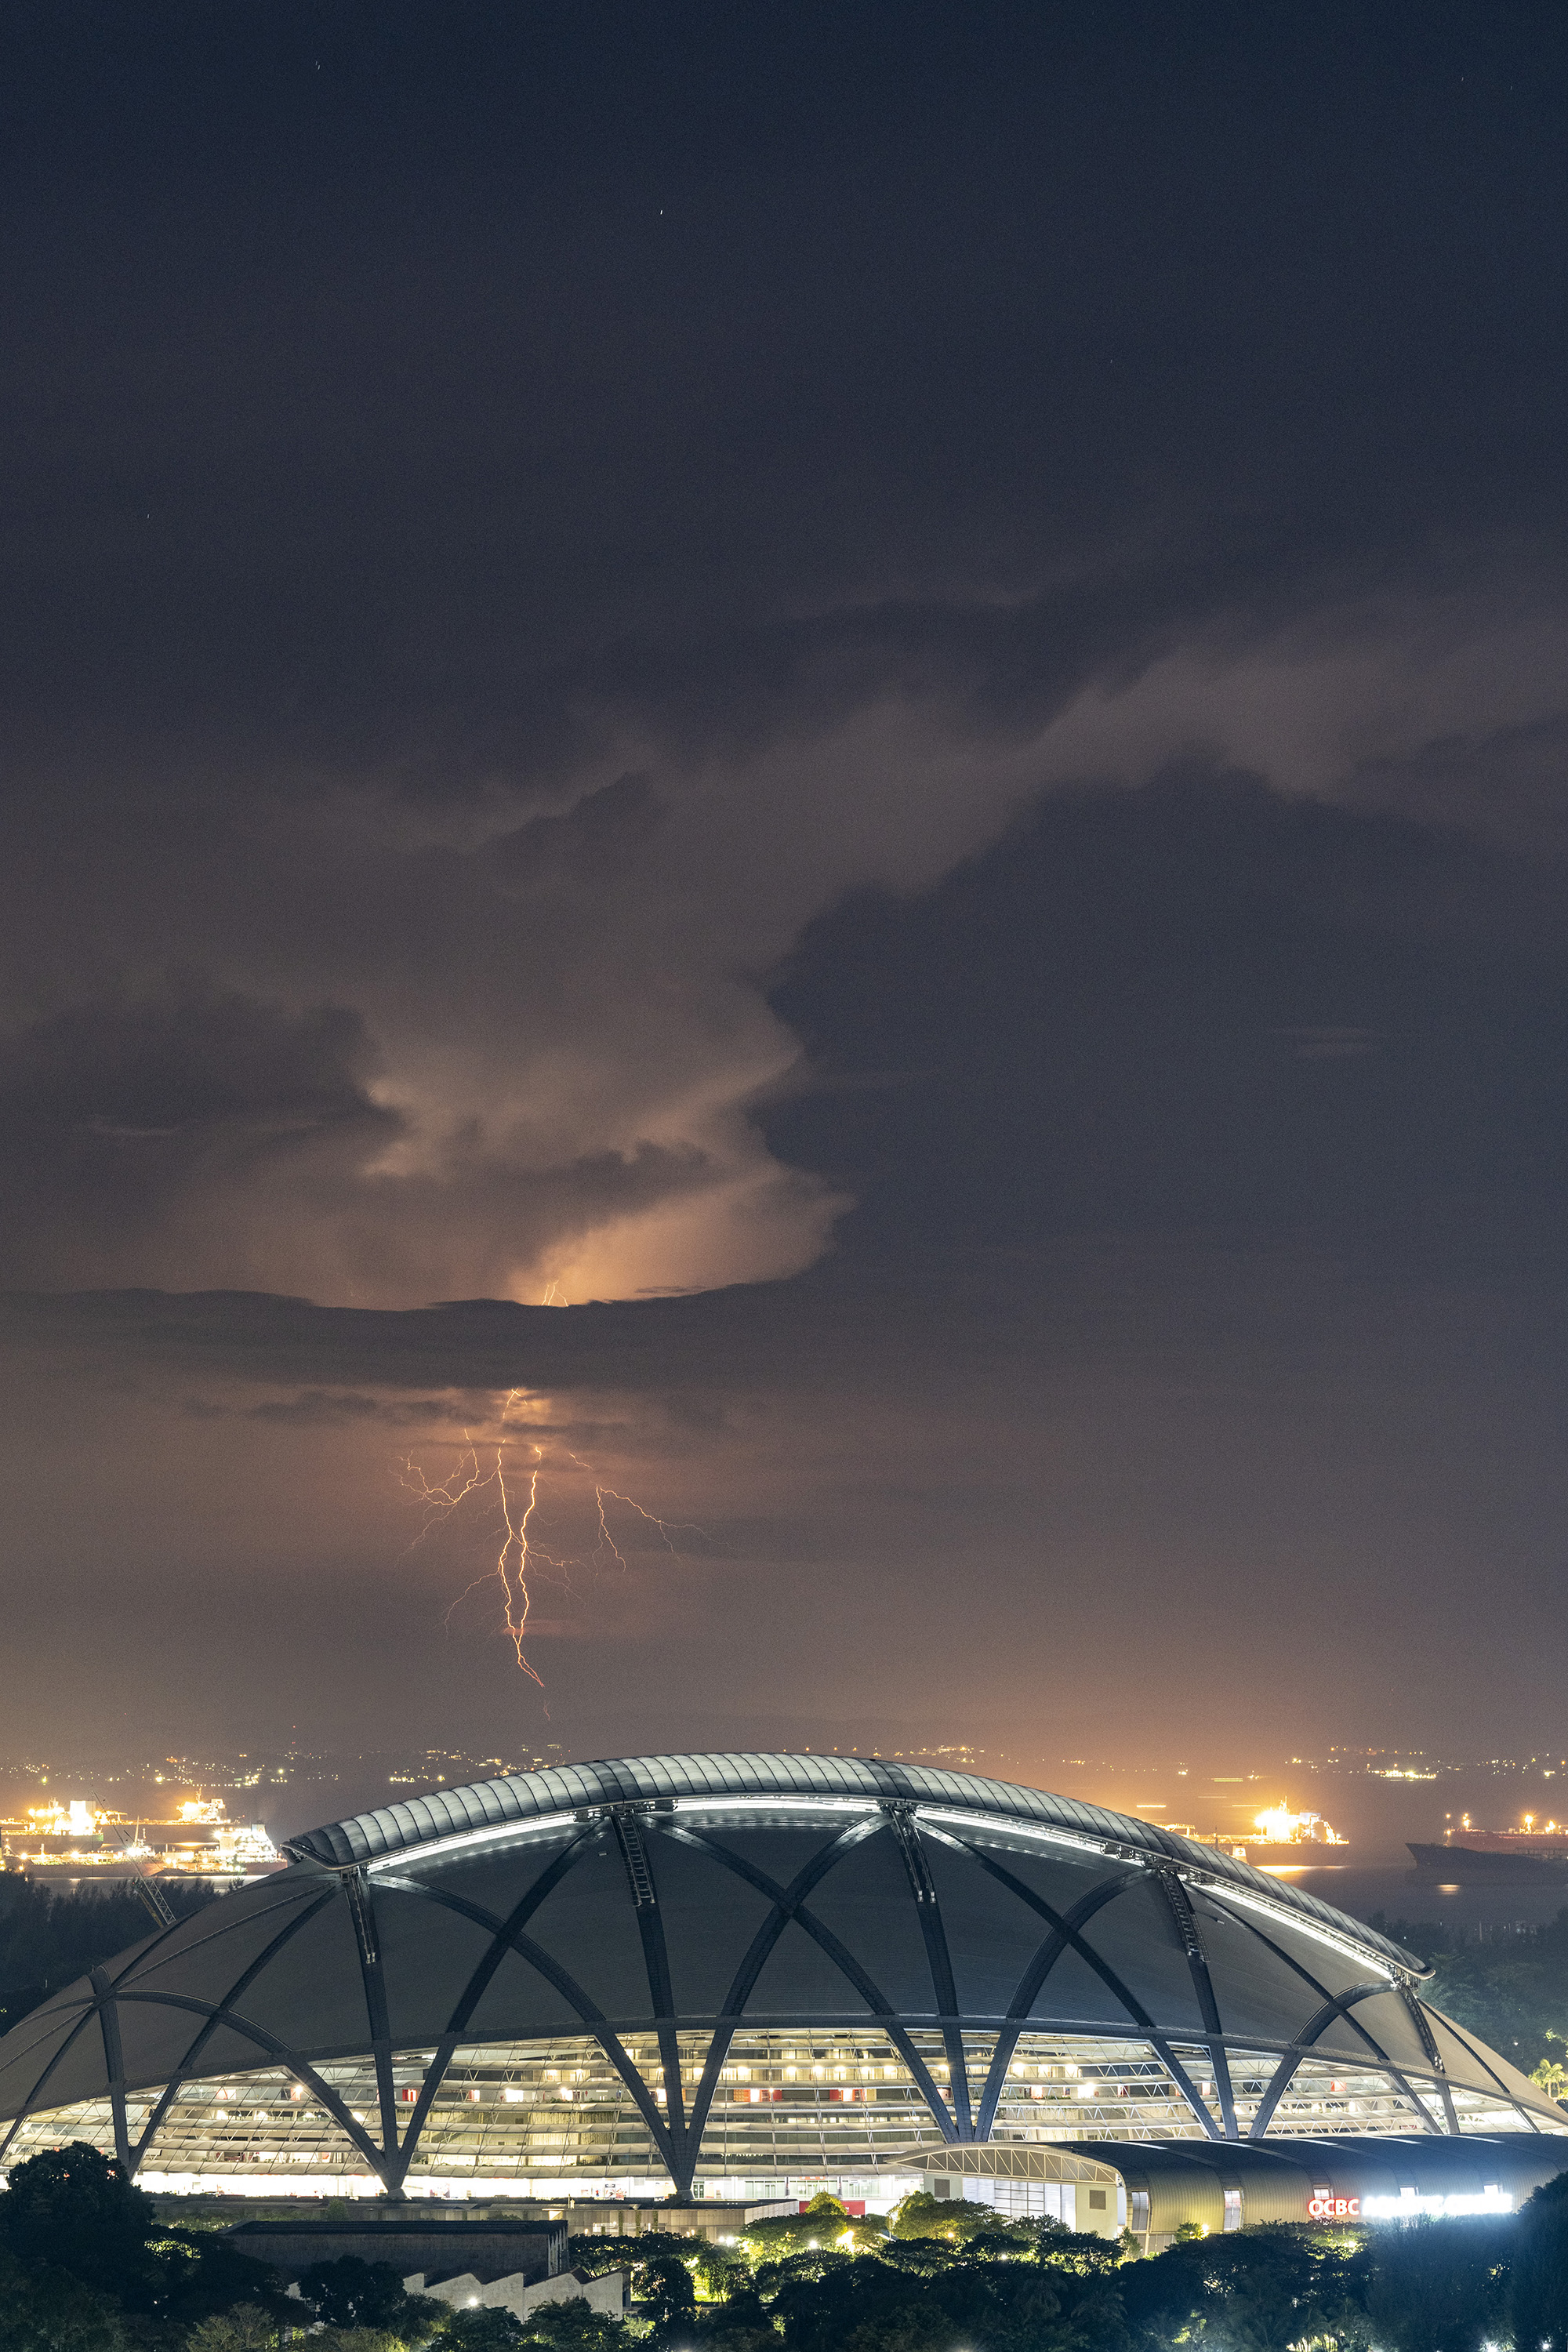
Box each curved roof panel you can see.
[2,1752,1559,2194]
[283,1751,1425,1973]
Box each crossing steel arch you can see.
[2,1755,1559,2194]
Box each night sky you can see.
[3,4,1567,1781]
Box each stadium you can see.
[1,1753,1560,2215]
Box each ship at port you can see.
[1216,1803,1349,1867]
[0,1795,279,1883]
[1410,1816,1568,1880]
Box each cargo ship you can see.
[1218,1805,1349,1868]
[0,1796,279,1882]
[1410,1822,1568,1881]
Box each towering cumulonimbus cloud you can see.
[0,10,1563,1307]
[2,590,1565,1305]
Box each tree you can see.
[887,2192,996,2244]
[0,2136,285,2324]
[940,2255,1129,2352]
[0,2252,125,2352]
[0,1880,216,2041]
[762,2254,946,2352]
[1512,2170,1568,2352]
[514,2303,629,2352]
[434,2310,523,2352]
[0,2146,157,2302]
[310,2331,408,2352]
[564,2240,635,2281]
[1120,2224,1370,2352]
[741,2198,882,2265]
[294,2256,444,2337]
[960,2221,1051,2263]
[1031,2230,1124,2278]
[837,2314,950,2352]
[681,2239,750,2303]
[185,2311,278,2352]
[753,2249,857,2299]
[629,2245,697,2345]
[1530,2034,1568,2107]
[867,2242,956,2281]
[148,2233,288,2325]
[1118,2234,1209,2350]
[690,2282,777,2352]
[1365,2215,1509,2352]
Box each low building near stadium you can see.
[908,2129,1568,2249]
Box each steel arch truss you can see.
[3,1800,1549,2193]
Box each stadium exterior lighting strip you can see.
[914,1806,1145,1865]
[673,1795,879,1817]
[918,1806,1399,1978]
[362,1791,881,1870]
[362,1813,572,1871]
[346,1799,1399,1987]
[1207,1884,1396,1979]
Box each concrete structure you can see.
[2,1753,1560,2202]
[907,2130,1568,2252]
[223,2214,625,2321]
[406,2268,626,2322]
[227,2214,566,2281]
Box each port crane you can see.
[104,1820,176,1928]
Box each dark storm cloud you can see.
[9,760,1568,1370]
[765,767,1568,1286]
[191,1388,634,1435]
[0,1284,804,1398]
[1344,708,1568,860]
[245,1390,438,1428]
[0,978,731,1296]
[2,2,1563,794]
[0,4,1564,1305]
[3,5,1563,751]
[0,984,394,1215]
[490,775,664,892]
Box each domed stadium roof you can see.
[2,1753,1559,2197]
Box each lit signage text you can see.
[1359,2189,1512,2220]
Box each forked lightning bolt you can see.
[399,1391,702,1687]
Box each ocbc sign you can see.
[1308,2194,1360,2220]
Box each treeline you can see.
[0,1879,216,2038]
[1370,1907,1568,2086]
[0,2142,614,2352]
[5,2158,1568,2352]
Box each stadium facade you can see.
[1,1754,1560,2209]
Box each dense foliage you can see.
[1368,1907,1568,2090]
[3,2152,1568,2352]
[449,2184,1568,2352]
[0,1881,216,2038]
[0,2142,292,2345]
